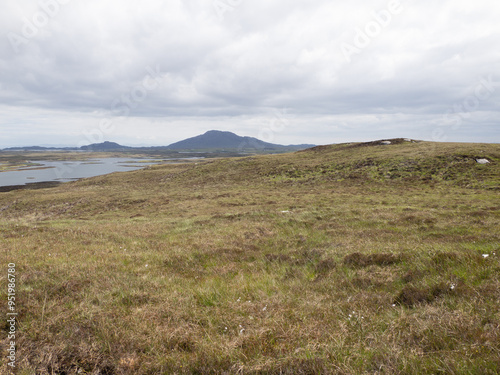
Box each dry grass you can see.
[0,140,499,374]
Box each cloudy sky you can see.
[1,0,499,148]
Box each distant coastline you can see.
[1,130,316,152]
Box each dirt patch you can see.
[394,282,462,307]
[315,258,336,274]
[401,269,425,283]
[394,286,433,307]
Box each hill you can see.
[80,141,131,151]
[1,131,315,152]
[1,139,499,374]
[165,130,315,150]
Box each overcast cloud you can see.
[1,0,499,148]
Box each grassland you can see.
[0,139,499,374]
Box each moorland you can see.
[0,139,499,374]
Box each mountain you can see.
[1,131,315,152]
[80,141,131,151]
[166,130,315,151]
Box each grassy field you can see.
[0,139,499,374]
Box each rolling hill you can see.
[1,139,499,374]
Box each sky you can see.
[0,0,499,148]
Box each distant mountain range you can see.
[2,130,315,152]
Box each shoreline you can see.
[0,181,63,193]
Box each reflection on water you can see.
[0,158,161,188]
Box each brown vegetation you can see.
[1,140,499,374]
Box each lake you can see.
[0,158,167,188]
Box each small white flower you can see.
[482,254,489,258]
[237,297,241,302]
[262,305,267,311]
[145,264,148,267]
[392,304,396,307]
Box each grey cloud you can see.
[0,0,499,147]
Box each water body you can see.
[0,158,165,188]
